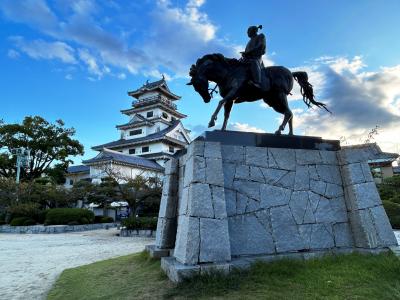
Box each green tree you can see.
[379,176,400,204]
[97,165,162,219]
[117,175,161,219]
[45,163,68,185]
[88,177,118,217]
[0,116,84,180]
[69,180,94,207]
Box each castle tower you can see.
[91,78,191,167]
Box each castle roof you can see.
[128,78,180,100]
[92,120,185,151]
[120,100,187,118]
[67,165,90,174]
[83,148,164,172]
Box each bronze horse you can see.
[187,53,330,135]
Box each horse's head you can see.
[187,61,212,103]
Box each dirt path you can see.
[0,229,154,300]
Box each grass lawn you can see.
[47,251,400,300]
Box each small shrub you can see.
[45,208,95,225]
[80,217,89,224]
[122,216,157,230]
[101,216,114,223]
[383,200,400,229]
[7,203,42,222]
[37,210,49,224]
[94,216,114,223]
[10,217,36,226]
[0,212,6,225]
[67,221,80,226]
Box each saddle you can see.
[238,58,270,92]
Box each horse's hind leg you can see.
[272,92,293,135]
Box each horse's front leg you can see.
[221,100,234,131]
[208,89,238,128]
[208,99,225,128]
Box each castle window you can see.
[142,146,149,153]
[162,112,168,119]
[129,129,142,136]
[146,111,153,118]
[169,146,174,153]
[129,148,136,154]
[69,179,74,185]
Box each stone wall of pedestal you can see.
[155,158,179,250]
[339,145,398,248]
[153,137,397,282]
[222,144,353,256]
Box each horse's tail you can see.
[292,71,331,113]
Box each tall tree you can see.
[100,165,162,219]
[0,116,84,180]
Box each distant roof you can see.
[83,148,164,172]
[116,114,155,129]
[67,165,90,174]
[393,166,400,174]
[92,120,182,151]
[343,143,399,164]
[128,78,180,100]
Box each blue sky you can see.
[1,0,399,163]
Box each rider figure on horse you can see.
[241,25,266,90]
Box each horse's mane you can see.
[196,53,240,68]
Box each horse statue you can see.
[187,53,330,135]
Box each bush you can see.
[67,221,80,226]
[80,217,89,224]
[10,217,36,226]
[122,217,157,230]
[383,200,400,229]
[7,203,41,222]
[37,210,49,224]
[101,216,114,223]
[45,208,95,225]
[0,212,6,225]
[94,216,115,223]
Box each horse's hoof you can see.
[275,130,281,135]
[208,121,215,128]
[288,132,294,136]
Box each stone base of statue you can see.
[147,130,398,282]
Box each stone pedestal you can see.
[149,131,398,282]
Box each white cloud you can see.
[117,72,126,80]
[229,122,266,133]
[1,0,241,79]
[7,49,19,59]
[143,0,239,75]
[10,36,76,63]
[65,73,72,80]
[0,0,58,34]
[292,56,400,153]
[78,48,109,78]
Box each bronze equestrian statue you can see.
[187,25,330,135]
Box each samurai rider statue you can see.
[187,26,331,135]
[241,25,266,90]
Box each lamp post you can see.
[10,147,30,201]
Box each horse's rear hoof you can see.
[208,121,215,128]
[275,130,281,135]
